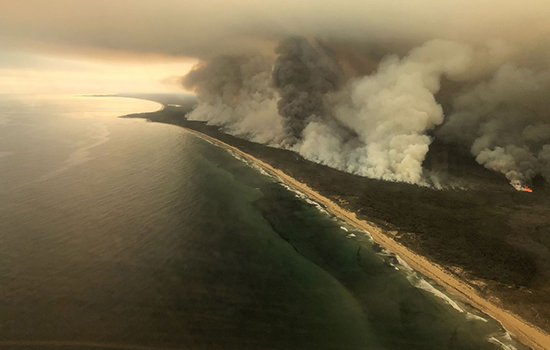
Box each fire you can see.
[511,180,534,192]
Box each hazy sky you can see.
[2,0,549,94]
[0,50,196,94]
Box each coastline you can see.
[178,125,550,350]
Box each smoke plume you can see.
[182,55,285,145]
[272,37,342,145]
[181,35,550,188]
[326,40,473,183]
[184,39,478,185]
[439,64,550,188]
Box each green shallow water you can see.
[0,95,527,350]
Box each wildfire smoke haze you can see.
[3,0,550,189]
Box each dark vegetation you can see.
[124,100,550,333]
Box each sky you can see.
[1,0,550,94]
[0,50,196,94]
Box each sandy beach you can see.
[180,126,550,350]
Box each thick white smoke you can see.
[182,55,285,145]
[297,40,474,183]
[439,64,550,188]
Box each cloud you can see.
[2,0,550,60]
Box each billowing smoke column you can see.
[439,64,550,189]
[308,40,474,183]
[272,37,342,145]
[182,36,550,189]
[294,40,475,183]
[182,55,285,145]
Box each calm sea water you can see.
[0,94,528,350]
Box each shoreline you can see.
[177,125,550,350]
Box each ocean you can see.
[0,94,527,350]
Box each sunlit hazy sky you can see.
[2,0,550,94]
[0,50,196,94]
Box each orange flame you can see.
[520,187,533,193]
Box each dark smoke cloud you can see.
[272,37,342,144]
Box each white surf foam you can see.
[488,335,518,350]
[413,278,465,313]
